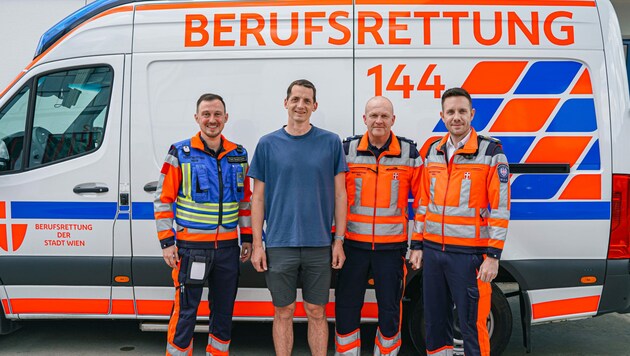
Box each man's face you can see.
[440,96,475,141]
[363,97,395,142]
[195,99,228,141]
[284,85,317,124]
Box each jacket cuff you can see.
[240,233,253,244]
[487,247,502,260]
[409,241,423,250]
[160,237,175,249]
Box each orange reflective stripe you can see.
[426,212,476,226]
[137,300,173,315]
[487,218,509,228]
[476,277,492,356]
[2,299,10,314]
[345,232,407,244]
[158,230,174,240]
[375,336,401,354]
[487,239,505,250]
[155,211,174,219]
[0,201,5,218]
[424,234,505,249]
[532,295,600,319]
[111,299,135,314]
[427,345,454,355]
[176,229,237,242]
[336,338,361,353]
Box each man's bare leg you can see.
[273,303,296,356]
[304,301,328,356]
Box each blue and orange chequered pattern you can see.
[432,60,601,201]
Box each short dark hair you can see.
[197,93,226,112]
[286,79,317,102]
[441,87,472,109]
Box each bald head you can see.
[363,96,396,148]
[364,96,394,116]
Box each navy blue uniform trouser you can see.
[335,244,406,337]
[422,247,491,356]
[168,246,240,349]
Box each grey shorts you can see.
[265,247,332,307]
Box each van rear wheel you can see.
[407,283,512,355]
[0,308,20,335]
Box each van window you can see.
[0,86,30,173]
[29,66,113,168]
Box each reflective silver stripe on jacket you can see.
[413,205,427,233]
[425,220,479,239]
[347,221,404,236]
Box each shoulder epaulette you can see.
[235,144,244,153]
[478,135,502,144]
[396,136,417,146]
[343,134,362,143]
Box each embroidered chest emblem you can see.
[464,172,471,180]
[392,172,399,180]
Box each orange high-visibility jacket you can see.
[154,133,252,249]
[344,133,422,250]
[412,129,510,259]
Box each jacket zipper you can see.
[441,150,454,252]
[372,157,379,251]
[216,158,223,249]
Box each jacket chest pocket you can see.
[191,163,218,203]
[385,167,410,208]
[229,163,246,202]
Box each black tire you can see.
[0,307,20,335]
[407,283,512,355]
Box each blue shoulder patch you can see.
[497,164,510,183]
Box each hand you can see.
[251,244,267,272]
[331,239,345,269]
[240,242,252,262]
[477,256,499,283]
[409,250,423,270]
[162,245,179,268]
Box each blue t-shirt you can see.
[248,125,348,247]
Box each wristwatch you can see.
[333,235,345,243]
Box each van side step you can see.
[139,321,209,333]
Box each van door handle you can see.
[73,183,109,194]
[144,181,158,193]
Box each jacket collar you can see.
[190,132,237,159]
[437,128,478,156]
[357,131,401,158]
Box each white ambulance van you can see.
[1,0,629,354]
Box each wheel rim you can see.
[452,308,495,355]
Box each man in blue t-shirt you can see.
[248,79,348,356]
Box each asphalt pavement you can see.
[0,297,629,355]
